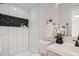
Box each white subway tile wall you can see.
[0,26,28,56]
[0,4,29,56]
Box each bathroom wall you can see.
[40,3,58,40]
[72,7,79,36]
[58,4,72,36]
[29,4,40,53]
[0,4,29,56]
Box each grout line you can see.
[28,10,30,53]
[8,3,9,56]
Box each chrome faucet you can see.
[73,36,79,47]
[73,40,79,47]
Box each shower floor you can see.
[14,50,41,56]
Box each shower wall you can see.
[0,4,29,56]
[29,4,40,53]
[39,4,58,40]
[0,27,28,56]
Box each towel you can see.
[46,22,53,37]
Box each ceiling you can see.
[0,3,39,10]
[59,3,79,9]
[1,3,79,10]
[12,3,79,10]
[9,3,39,10]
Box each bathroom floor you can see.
[14,50,41,56]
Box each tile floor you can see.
[14,50,41,56]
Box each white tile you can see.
[14,50,31,56]
[16,46,24,53]
[16,35,23,46]
[9,27,17,35]
[23,35,28,44]
[1,50,9,56]
[9,41,16,49]
[24,44,28,50]
[9,35,16,49]
[0,35,8,40]
[0,27,8,35]
[9,48,16,55]
[1,39,9,50]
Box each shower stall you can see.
[0,3,40,56]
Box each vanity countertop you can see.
[47,43,79,56]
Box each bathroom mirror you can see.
[58,3,79,37]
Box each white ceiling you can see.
[0,3,39,10]
[1,3,79,11]
[59,3,79,9]
[10,3,39,10]
[12,3,79,10]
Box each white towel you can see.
[46,22,57,38]
[46,22,53,37]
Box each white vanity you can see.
[47,36,79,56]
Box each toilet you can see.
[39,39,52,56]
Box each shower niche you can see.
[0,13,29,27]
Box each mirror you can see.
[58,3,79,37]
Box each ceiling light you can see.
[13,8,17,11]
